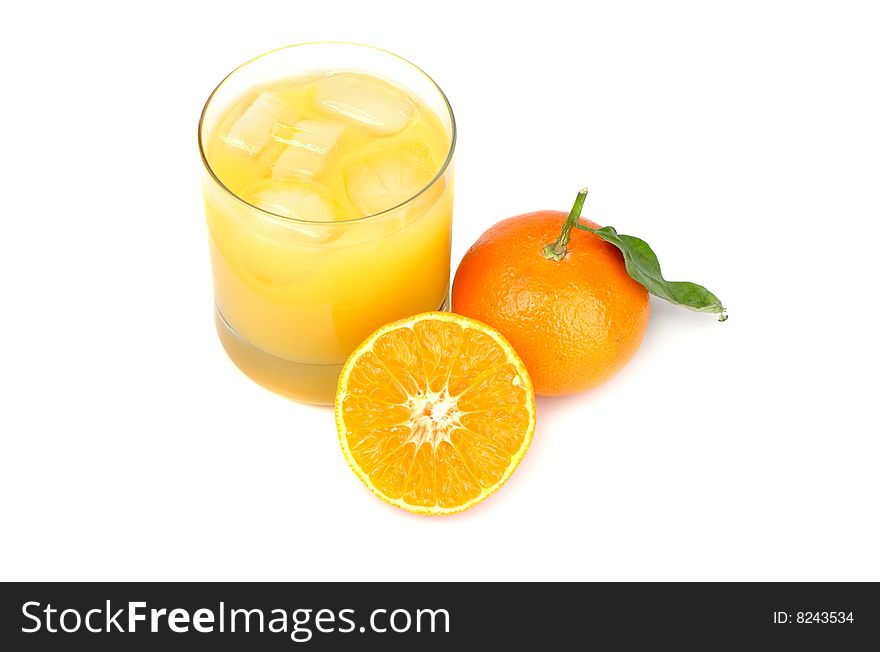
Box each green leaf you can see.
[575,224,728,321]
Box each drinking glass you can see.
[198,43,456,404]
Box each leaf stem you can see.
[543,188,589,261]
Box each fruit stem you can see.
[543,188,589,261]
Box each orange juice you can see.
[199,45,455,404]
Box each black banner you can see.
[1,582,877,649]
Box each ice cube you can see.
[315,73,414,136]
[343,137,439,215]
[246,181,337,222]
[271,119,345,180]
[222,91,289,155]
[245,181,342,246]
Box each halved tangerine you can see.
[335,312,536,515]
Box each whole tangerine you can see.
[452,190,650,396]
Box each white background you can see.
[1,0,878,581]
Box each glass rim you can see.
[198,41,457,225]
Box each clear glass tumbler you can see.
[199,43,456,404]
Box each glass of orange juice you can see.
[198,43,456,404]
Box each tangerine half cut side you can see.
[335,312,536,515]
